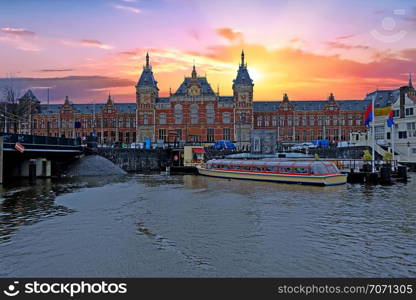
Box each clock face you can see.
[189,86,201,96]
[143,95,150,102]
[239,93,247,101]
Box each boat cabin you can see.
[206,160,340,175]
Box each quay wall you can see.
[97,148,172,172]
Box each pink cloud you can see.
[0,27,36,36]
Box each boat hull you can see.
[197,167,347,186]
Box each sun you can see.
[249,68,263,82]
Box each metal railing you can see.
[1,133,81,146]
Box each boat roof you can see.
[207,159,336,168]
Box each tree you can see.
[362,149,373,162]
[1,74,22,133]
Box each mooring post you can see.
[29,159,37,183]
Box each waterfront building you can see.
[350,76,416,164]
[16,52,373,146]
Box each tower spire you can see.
[146,52,150,69]
[191,63,197,78]
[409,73,413,89]
[241,50,245,66]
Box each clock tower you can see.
[232,50,254,149]
[136,52,159,142]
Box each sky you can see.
[1,0,416,103]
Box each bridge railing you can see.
[1,133,81,146]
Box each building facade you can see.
[350,79,416,163]
[24,52,372,146]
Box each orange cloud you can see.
[61,39,113,50]
[28,40,416,102]
[215,28,243,42]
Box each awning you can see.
[192,148,205,153]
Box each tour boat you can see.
[197,159,347,186]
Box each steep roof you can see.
[174,77,215,96]
[19,89,40,103]
[38,103,137,114]
[136,53,158,89]
[233,51,253,86]
[253,100,370,112]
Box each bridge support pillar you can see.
[36,158,51,177]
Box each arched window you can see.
[174,104,183,124]
[206,103,215,124]
[159,113,166,125]
[222,112,230,124]
[190,104,199,124]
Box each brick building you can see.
[26,51,374,145]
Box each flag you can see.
[387,108,394,128]
[364,103,373,127]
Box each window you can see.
[318,116,323,126]
[240,112,246,124]
[272,116,277,126]
[143,113,149,125]
[190,104,199,124]
[355,115,362,126]
[158,129,167,141]
[222,112,231,124]
[309,115,315,125]
[206,103,215,124]
[159,113,166,125]
[325,116,330,126]
[288,115,293,126]
[407,122,416,137]
[280,116,285,126]
[174,104,183,124]
[176,129,182,141]
[257,116,263,127]
[398,131,407,139]
[394,110,400,117]
[405,107,414,116]
[207,128,214,142]
[279,167,292,173]
[264,116,270,127]
[340,115,345,125]
[294,167,308,174]
[374,126,384,140]
[118,118,123,128]
[223,128,231,140]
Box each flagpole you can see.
[372,94,375,173]
[391,123,395,170]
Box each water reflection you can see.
[0,173,415,277]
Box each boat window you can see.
[234,165,240,170]
[207,164,212,168]
[279,167,292,173]
[265,166,274,172]
[242,166,251,171]
[294,167,309,174]
[311,164,329,175]
[326,164,338,173]
[252,166,262,172]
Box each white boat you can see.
[197,159,347,186]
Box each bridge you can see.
[1,133,83,183]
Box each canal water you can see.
[0,174,415,277]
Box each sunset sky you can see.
[1,0,416,103]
